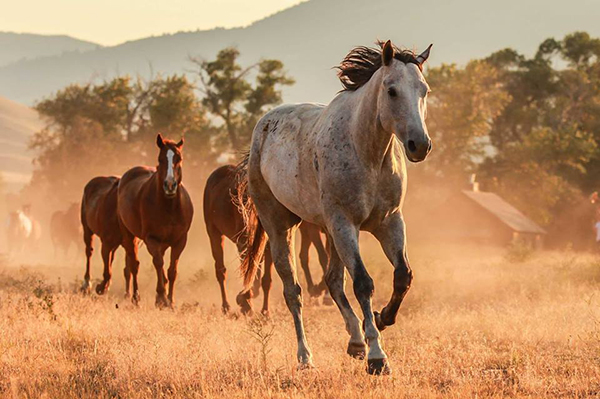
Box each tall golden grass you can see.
[1,241,599,398]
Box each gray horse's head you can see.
[377,40,432,162]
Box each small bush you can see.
[504,241,534,263]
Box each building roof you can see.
[462,190,547,235]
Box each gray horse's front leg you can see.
[372,212,413,330]
[328,216,390,375]
[324,236,367,359]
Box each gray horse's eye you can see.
[387,87,397,97]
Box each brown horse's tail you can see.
[234,153,268,291]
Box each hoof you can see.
[346,342,367,359]
[322,294,335,307]
[132,292,140,306]
[236,292,253,315]
[124,291,131,300]
[260,308,270,318]
[81,280,92,294]
[222,303,231,315]
[374,311,387,331]
[367,358,391,376]
[95,282,108,296]
[155,295,170,309]
[297,361,315,371]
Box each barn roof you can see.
[462,190,547,235]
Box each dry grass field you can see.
[1,239,600,398]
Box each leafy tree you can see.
[424,60,510,180]
[191,47,294,150]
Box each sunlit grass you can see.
[1,243,600,398]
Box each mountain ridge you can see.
[1,0,599,105]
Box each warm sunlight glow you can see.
[1,0,305,45]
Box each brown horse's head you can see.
[156,133,184,198]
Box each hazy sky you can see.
[1,0,304,46]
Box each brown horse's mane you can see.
[336,41,421,92]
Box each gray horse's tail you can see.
[234,153,268,291]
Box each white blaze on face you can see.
[166,149,175,181]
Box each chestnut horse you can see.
[117,134,194,307]
[80,176,123,294]
[51,202,81,258]
[203,165,328,315]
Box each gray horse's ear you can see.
[156,133,165,149]
[382,40,394,66]
[417,44,433,66]
[176,138,184,148]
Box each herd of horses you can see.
[27,40,433,375]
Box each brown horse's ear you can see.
[156,133,165,149]
[382,40,394,66]
[176,138,184,148]
[417,44,433,66]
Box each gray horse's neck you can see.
[347,70,393,170]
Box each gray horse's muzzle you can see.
[405,137,432,163]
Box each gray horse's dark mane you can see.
[336,41,421,91]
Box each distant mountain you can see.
[0,96,41,192]
[0,32,100,67]
[1,0,599,105]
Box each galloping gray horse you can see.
[238,40,432,375]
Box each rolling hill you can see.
[0,96,41,192]
[1,0,599,106]
[0,32,100,67]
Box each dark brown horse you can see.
[117,134,194,307]
[80,176,123,294]
[203,164,328,315]
[50,202,81,258]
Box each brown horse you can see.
[50,202,81,258]
[80,176,123,294]
[117,134,194,307]
[203,165,328,315]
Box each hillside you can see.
[0,97,41,192]
[0,32,100,67]
[1,0,599,105]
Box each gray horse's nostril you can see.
[407,140,417,153]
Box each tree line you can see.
[28,32,600,247]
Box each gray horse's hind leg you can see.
[324,236,366,359]
[372,213,413,330]
[249,171,313,368]
[327,215,390,375]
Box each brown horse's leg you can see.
[235,239,262,307]
[208,226,230,313]
[82,227,94,294]
[123,255,132,299]
[298,224,319,297]
[372,213,412,332]
[146,237,168,309]
[167,237,187,307]
[261,246,273,316]
[310,227,329,294]
[96,243,114,295]
[121,227,140,304]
